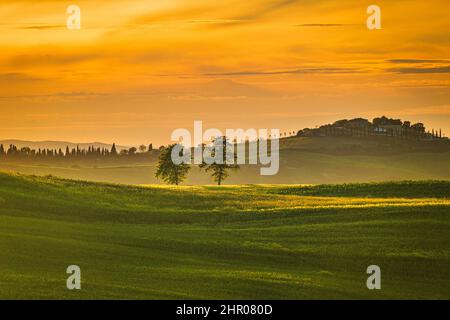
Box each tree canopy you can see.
[155,144,191,185]
[200,137,239,185]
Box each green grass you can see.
[262,180,450,198]
[0,172,449,299]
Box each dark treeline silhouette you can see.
[0,143,156,160]
[297,116,447,140]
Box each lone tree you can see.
[155,144,191,185]
[200,136,239,185]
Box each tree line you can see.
[0,143,155,159]
[0,140,240,185]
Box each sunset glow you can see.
[1,0,449,145]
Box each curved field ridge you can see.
[261,181,450,198]
[0,172,449,299]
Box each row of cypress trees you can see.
[0,143,154,159]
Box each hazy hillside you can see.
[0,136,449,185]
[280,135,450,154]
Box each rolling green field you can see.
[0,172,449,299]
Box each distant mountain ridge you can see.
[0,140,129,151]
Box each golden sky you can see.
[0,0,449,145]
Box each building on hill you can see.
[377,124,403,135]
[295,116,446,141]
[374,127,387,133]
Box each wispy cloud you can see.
[131,0,299,29]
[0,92,110,100]
[6,53,101,68]
[389,66,450,74]
[0,72,41,82]
[230,0,298,23]
[17,24,64,30]
[296,23,354,27]
[202,67,361,77]
[387,59,450,64]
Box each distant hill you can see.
[0,140,129,152]
[279,135,450,155]
[0,135,449,185]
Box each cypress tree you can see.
[111,143,118,156]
